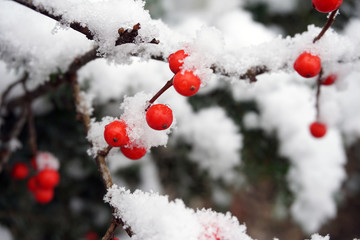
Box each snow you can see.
[105,185,335,240]
[120,92,172,150]
[175,107,242,181]
[2,0,360,236]
[0,0,92,87]
[0,225,12,240]
[105,185,253,240]
[77,91,95,116]
[35,151,60,171]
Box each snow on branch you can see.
[105,185,333,240]
[8,0,358,86]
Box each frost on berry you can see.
[120,92,173,150]
[168,49,188,74]
[87,116,117,157]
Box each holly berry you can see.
[34,187,54,204]
[37,169,60,188]
[173,71,201,96]
[312,0,342,13]
[321,74,337,85]
[104,120,130,147]
[27,176,38,192]
[294,52,321,78]
[146,104,173,130]
[85,231,99,240]
[168,49,188,74]
[120,145,147,160]
[11,163,29,180]
[310,122,327,138]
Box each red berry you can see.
[312,0,342,13]
[120,145,147,160]
[37,169,60,188]
[173,71,201,97]
[294,52,321,78]
[168,50,188,74]
[11,163,29,180]
[34,187,54,204]
[321,74,337,85]
[310,122,327,138]
[146,104,173,130]
[104,120,130,147]
[27,176,38,192]
[85,232,98,240]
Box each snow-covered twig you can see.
[6,47,98,111]
[70,75,134,239]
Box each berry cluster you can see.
[169,50,201,96]
[103,49,202,160]
[11,152,60,204]
[293,0,342,139]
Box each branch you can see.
[6,47,99,111]
[12,0,94,40]
[0,105,28,172]
[0,72,28,112]
[21,80,38,156]
[70,76,134,239]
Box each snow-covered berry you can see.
[33,151,60,171]
[11,163,29,180]
[146,104,173,130]
[321,74,337,85]
[104,120,129,147]
[312,0,342,13]
[173,71,201,96]
[168,49,188,73]
[294,52,322,78]
[120,145,147,160]
[37,169,60,189]
[310,122,327,138]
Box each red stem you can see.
[313,9,339,43]
[146,77,174,110]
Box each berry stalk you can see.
[146,77,174,110]
[313,9,339,43]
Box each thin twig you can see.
[146,77,174,111]
[0,105,29,172]
[6,47,99,112]
[70,75,134,239]
[315,70,323,121]
[0,73,28,112]
[313,9,339,43]
[21,80,38,156]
